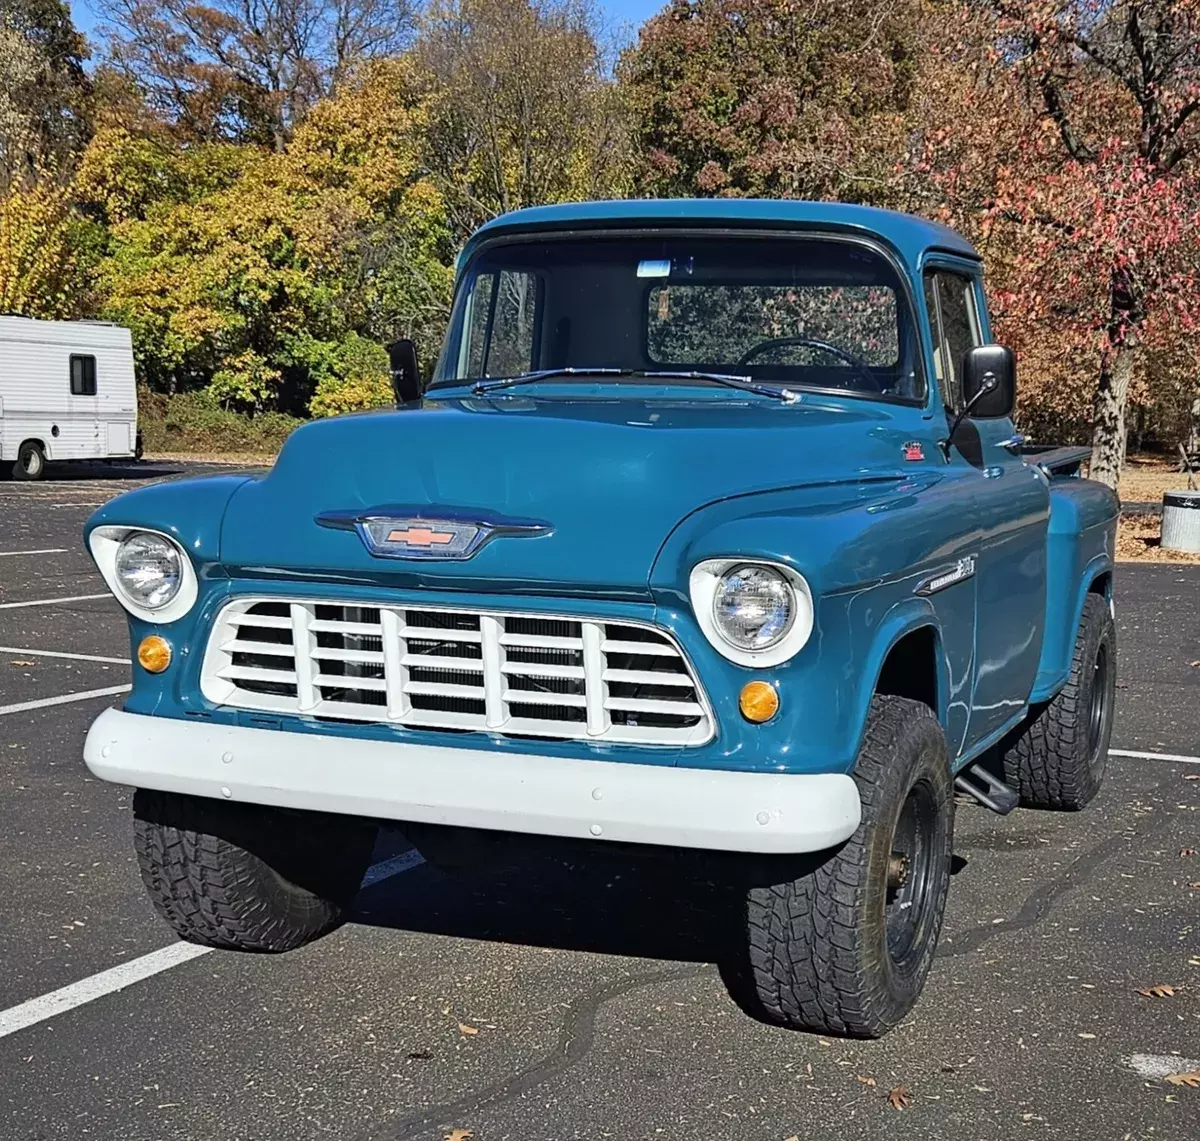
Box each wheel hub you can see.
[887,852,910,888]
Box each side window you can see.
[457,270,538,378]
[924,271,981,411]
[70,354,97,396]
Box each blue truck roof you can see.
[467,199,979,266]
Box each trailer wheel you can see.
[724,695,954,1038]
[133,789,376,952]
[1002,593,1115,810]
[13,440,46,480]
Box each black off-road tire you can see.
[13,441,46,481]
[1002,593,1115,810]
[727,695,954,1038]
[132,790,377,952]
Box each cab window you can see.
[924,271,982,411]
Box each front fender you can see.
[650,475,975,773]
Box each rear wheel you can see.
[726,695,954,1037]
[133,790,376,952]
[1003,593,1115,810]
[13,441,45,481]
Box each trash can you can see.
[1161,490,1200,553]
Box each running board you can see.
[954,764,1020,815]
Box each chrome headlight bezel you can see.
[689,558,814,667]
[88,526,197,624]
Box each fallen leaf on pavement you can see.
[1164,1071,1200,1088]
[408,1050,433,1060]
[1181,848,1197,857]
[784,1136,799,1141]
[886,1085,911,1110]
[1185,774,1200,781]
[9,659,35,666]
[444,1130,473,1141]
[1137,984,1179,998]
[457,1023,479,1037]
[855,1075,877,1087]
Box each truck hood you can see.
[219,393,915,598]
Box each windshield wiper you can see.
[471,368,629,394]
[470,367,798,402]
[631,370,799,403]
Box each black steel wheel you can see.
[1003,592,1115,810]
[724,694,955,1038]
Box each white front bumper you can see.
[83,708,861,854]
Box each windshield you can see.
[432,233,925,402]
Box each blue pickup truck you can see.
[83,200,1118,1037]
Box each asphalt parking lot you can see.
[1,461,1198,1141]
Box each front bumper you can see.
[84,708,861,854]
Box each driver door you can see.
[924,263,1049,749]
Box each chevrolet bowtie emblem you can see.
[315,506,554,561]
[385,527,455,547]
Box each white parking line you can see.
[0,593,110,610]
[1125,1053,1200,1080]
[0,646,130,665]
[0,943,212,1040]
[0,850,424,1040]
[1111,748,1200,765]
[0,684,131,717]
[0,548,69,557]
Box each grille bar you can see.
[202,598,712,747]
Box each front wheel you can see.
[13,441,45,480]
[726,695,954,1037]
[133,790,377,952]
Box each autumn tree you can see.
[416,0,632,239]
[97,0,418,148]
[908,1,1200,488]
[618,0,920,201]
[76,61,453,413]
[0,0,92,190]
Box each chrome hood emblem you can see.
[315,506,552,561]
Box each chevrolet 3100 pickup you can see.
[83,200,1118,1037]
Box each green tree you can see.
[0,0,92,190]
[417,0,632,239]
[83,61,454,413]
[618,0,919,201]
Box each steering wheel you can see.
[736,336,883,392]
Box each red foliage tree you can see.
[908,1,1200,487]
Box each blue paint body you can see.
[86,200,1118,778]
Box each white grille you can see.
[200,597,714,746]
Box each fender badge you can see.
[903,441,925,462]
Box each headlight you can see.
[712,564,795,650]
[689,558,814,667]
[88,525,198,623]
[115,532,183,609]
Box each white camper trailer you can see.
[0,317,139,480]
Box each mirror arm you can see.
[938,374,997,461]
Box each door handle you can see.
[996,434,1028,452]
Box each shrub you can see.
[139,390,302,455]
[307,334,394,418]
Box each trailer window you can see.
[70,355,97,396]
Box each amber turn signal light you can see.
[137,635,172,673]
[739,680,779,723]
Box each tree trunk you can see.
[1089,343,1136,492]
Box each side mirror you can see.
[960,344,1015,419]
[386,338,423,405]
